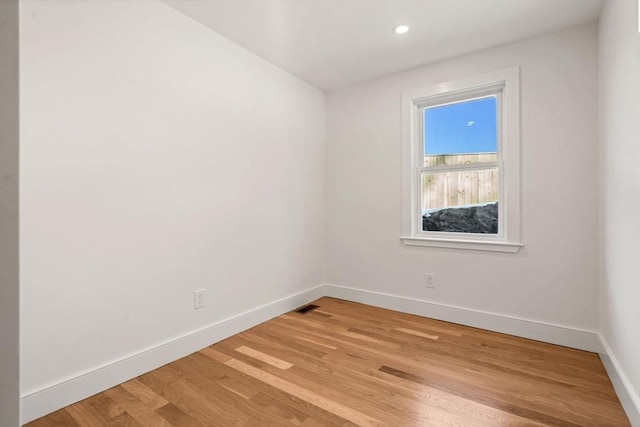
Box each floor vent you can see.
[294,304,320,314]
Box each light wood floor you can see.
[26,297,630,426]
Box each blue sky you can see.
[424,96,496,156]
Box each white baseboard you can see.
[599,335,640,427]
[324,284,603,353]
[20,284,325,424]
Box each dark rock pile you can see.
[422,202,498,234]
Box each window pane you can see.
[424,96,497,157]
[422,168,498,234]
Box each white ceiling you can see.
[163,0,603,91]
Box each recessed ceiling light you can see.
[393,25,409,35]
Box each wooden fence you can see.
[422,155,498,210]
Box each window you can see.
[401,67,522,252]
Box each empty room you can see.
[0,0,639,425]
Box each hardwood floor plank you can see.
[235,345,294,370]
[138,371,250,426]
[120,379,169,411]
[217,376,259,400]
[197,350,350,426]
[84,393,127,423]
[292,334,338,350]
[168,353,305,426]
[225,357,384,427]
[103,385,173,427]
[104,411,142,427]
[247,356,419,425]
[392,326,439,340]
[247,392,308,426]
[66,402,110,426]
[380,364,587,427]
[155,403,203,427]
[284,344,537,426]
[26,297,630,427]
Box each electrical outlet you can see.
[425,273,435,289]
[194,289,205,309]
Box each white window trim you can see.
[400,67,522,252]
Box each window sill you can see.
[400,236,523,253]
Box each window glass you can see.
[421,168,499,234]
[424,96,497,157]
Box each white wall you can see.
[20,0,324,400]
[326,25,599,331]
[599,0,640,414]
[0,1,20,426]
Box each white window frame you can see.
[400,67,522,252]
